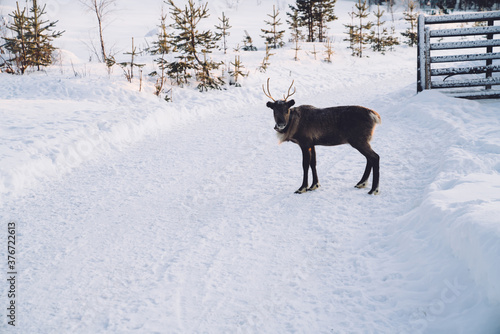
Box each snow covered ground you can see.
[1,0,500,333]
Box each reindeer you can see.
[264,79,381,195]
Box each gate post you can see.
[424,27,431,90]
[417,14,426,93]
[486,19,494,90]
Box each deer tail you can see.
[370,109,381,125]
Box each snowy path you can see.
[4,74,498,333]
[1,0,500,331]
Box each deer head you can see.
[263,79,296,132]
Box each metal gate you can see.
[417,11,500,99]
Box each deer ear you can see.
[287,99,295,108]
[266,101,274,109]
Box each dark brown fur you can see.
[267,100,381,194]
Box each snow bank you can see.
[394,91,500,306]
[0,72,223,206]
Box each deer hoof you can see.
[355,181,367,189]
[295,187,308,194]
[308,183,320,191]
[368,188,380,195]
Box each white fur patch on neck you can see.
[277,131,287,144]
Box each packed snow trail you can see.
[3,78,500,333]
[2,0,500,331]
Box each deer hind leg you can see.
[308,146,320,191]
[355,159,372,189]
[369,150,380,195]
[353,143,380,195]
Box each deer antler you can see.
[283,80,296,101]
[262,78,275,101]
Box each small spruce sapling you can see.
[310,44,319,60]
[196,25,224,92]
[401,0,418,47]
[29,0,64,70]
[287,6,304,61]
[287,6,304,42]
[215,12,231,54]
[369,5,399,54]
[229,55,247,86]
[344,9,356,55]
[150,8,172,97]
[242,30,257,51]
[323,37,334,63]
[2,1,63,74]
[351,0,373,58]
[118,37,145,82]
[258,43,274,72]
[292,37,301,61]
[261,5,285,49]
[167,59,191,87]
[197,48,224,92]
[2,3,30,74]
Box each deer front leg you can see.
[295,145,311,194]
[308,146,320,191]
